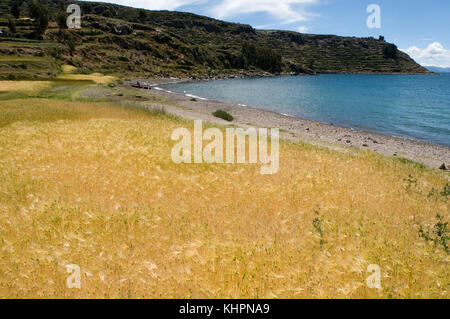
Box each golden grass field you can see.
[61,65,78,74]
[0,84,448,298]
[56,65,116,84]
[0,81,53,95]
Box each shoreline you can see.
[126,78,450,170]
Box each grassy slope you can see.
[0,82,448,298]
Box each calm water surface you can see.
[163,74,450,146]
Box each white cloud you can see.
[210,0,319,24]
[401,42,450,68]
[87,0,320,25]
[297,25,310,33]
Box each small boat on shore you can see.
[131,81,152,90]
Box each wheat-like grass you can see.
[0,81,53,95]
[57,73,116,84]
[0,98,448,299]
[61,65,77,74]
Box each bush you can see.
[312,210,327,249]
[213,110,233,121]
[441,184,450,197]
[419,214,449,253]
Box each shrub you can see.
[213,109,233,121]
[427,183,449,198]
[312,210,327,249]
[441,184,450,197]
[419,214,449,253]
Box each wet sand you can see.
[127,79,450,170]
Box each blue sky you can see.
[87,0,450,67]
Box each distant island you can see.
[0,0,430,80]
[426,66,450,73]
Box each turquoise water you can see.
[163,74,450,146]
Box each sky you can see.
[85,0,450,67]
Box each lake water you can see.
[163,74,450,146]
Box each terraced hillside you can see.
[0,0,430,79]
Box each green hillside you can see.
[0,0,430,79]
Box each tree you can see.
[11,1,20,19]
[241,42,282,73]
[138,10,147,23]
[8,18,16,35]
[383,43,398,60]
[57,11,68,31]
[29,0,49,38]
[59,30,77,56]
[67,37,76,55]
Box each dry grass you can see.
[0,98,448,299]
[56,73,116,85]
[61,65,77,74]
[0,98,154,128]
[0,81,53,95]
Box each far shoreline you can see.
[126,77,450,170]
